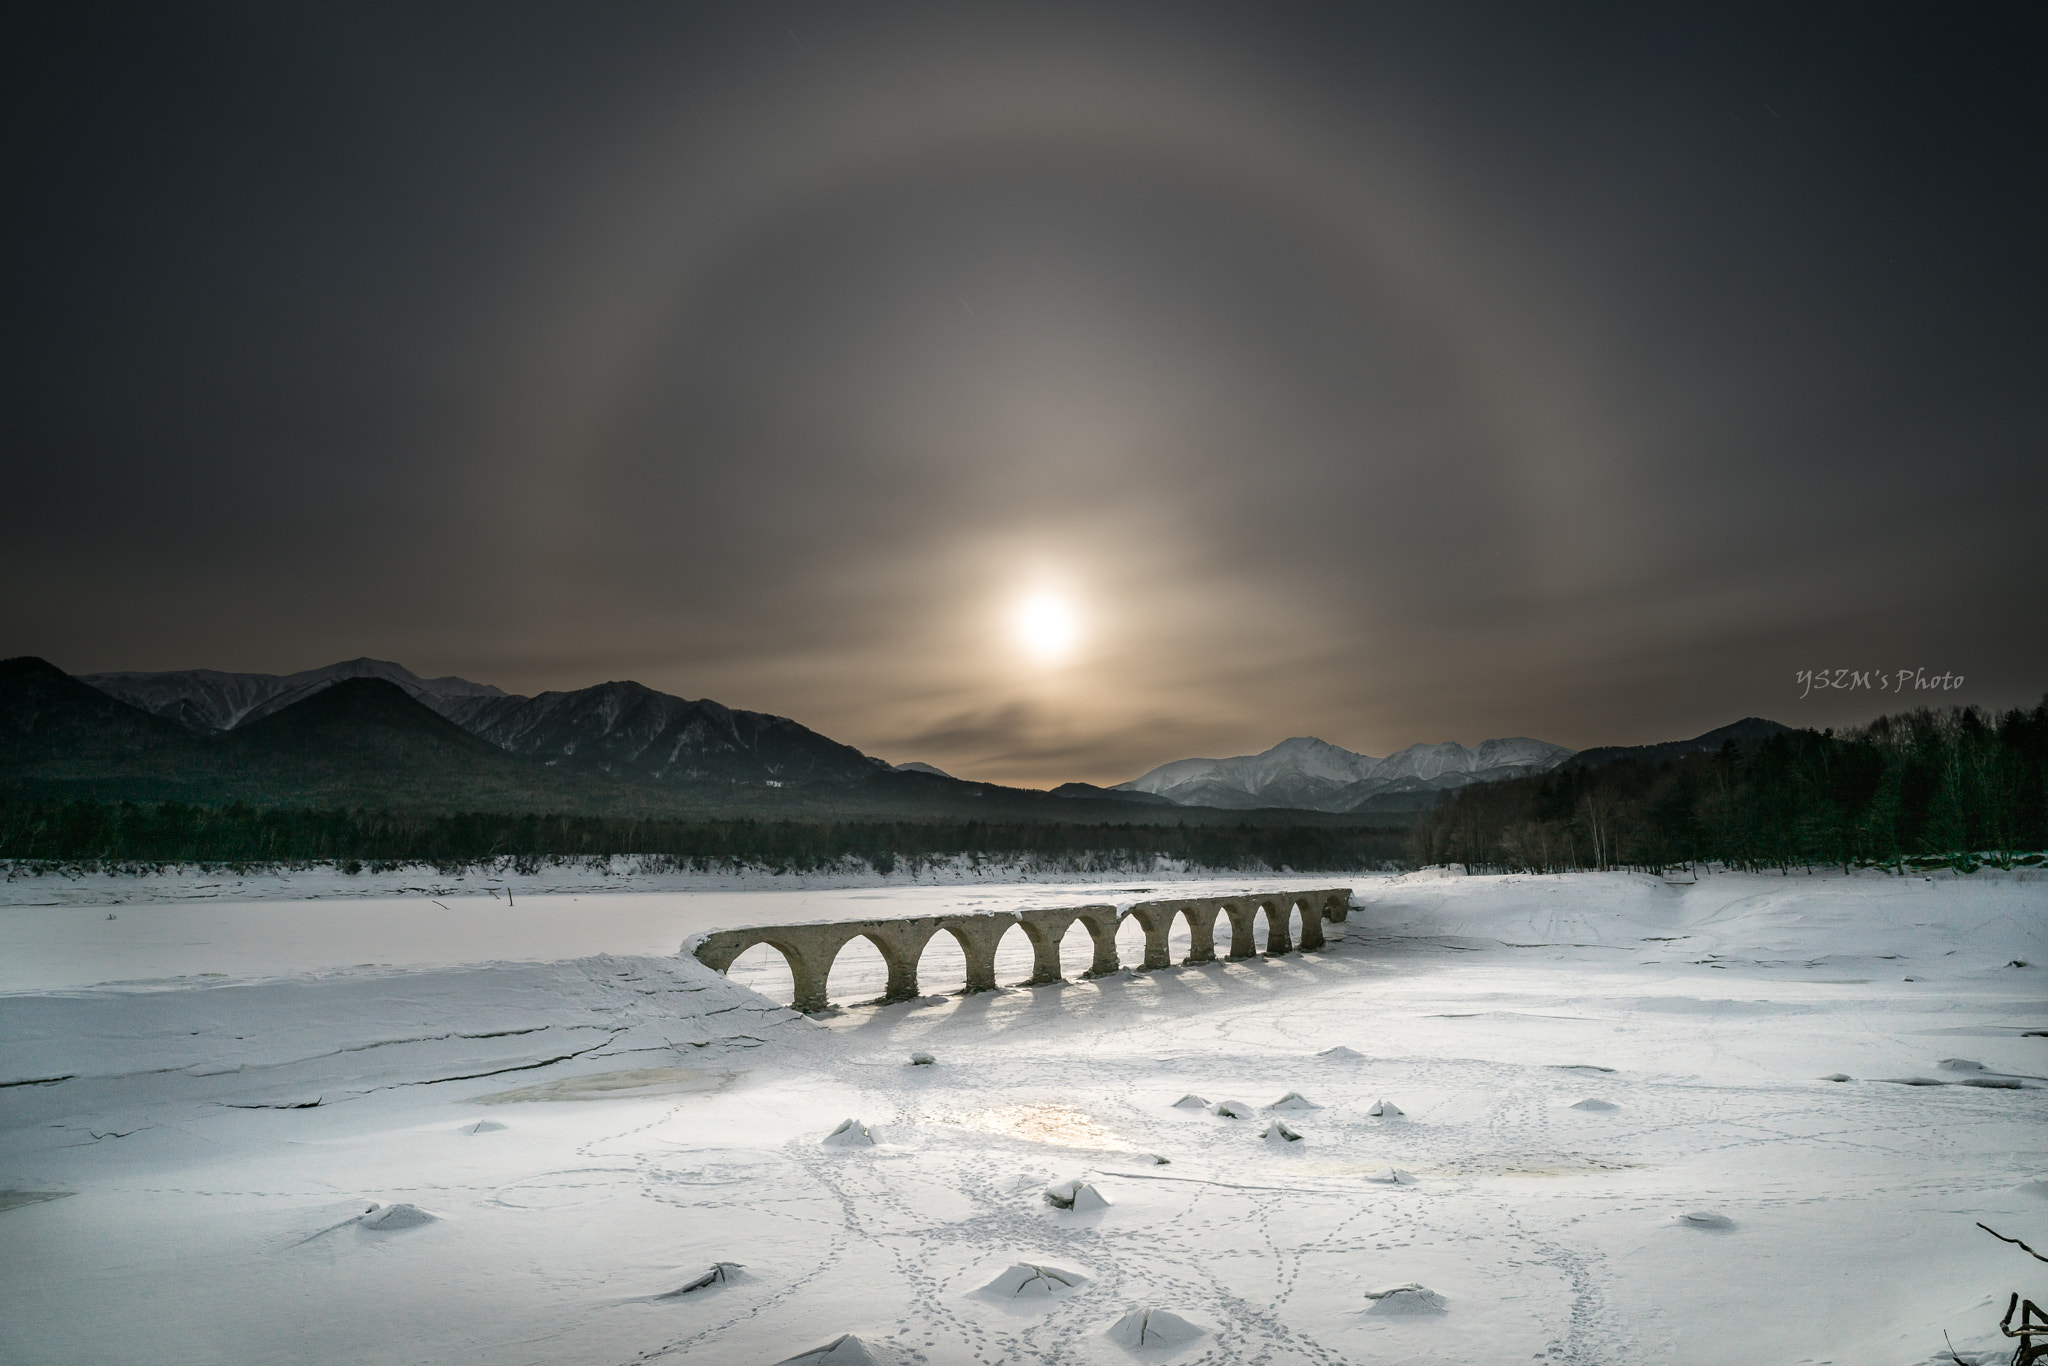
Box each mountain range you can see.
[3,655,1788,822]
[1098,734,1577,814]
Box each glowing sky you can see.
[6,4,2044,785]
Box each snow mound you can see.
[1939,1057,1989,1072]
[976,1262,1088,1299]
[1170,1093,1209,1109]
[465,1120,507,1133]
[1363,1283,1448,1315]
[2016,1178,2048,1198]
[658,1262,744,1297]
[1209,1100,1253,1118]
[908,1052,936,1066]
[1368,1099,1404,1117]
[1674,1210,1735,1230]
[1261,1121,1304,1145]
[1265,1092,1320,1111]
[359,1202,436,1230]
[1104,1306,1206,1349]
[1318,1046,1366,1060]
[1364,1168,1417,1185]
[1045,1179,1111,1212]
[1821,1073,1852,1082]
[774,1333,903,1365]
[823,1118,875,1147]
[1569,1099,1619,1111]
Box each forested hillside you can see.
[0,803,1407,874]
[1413,702,2048,872]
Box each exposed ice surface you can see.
[1,868,2044,1364]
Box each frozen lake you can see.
[1,868,2044,1365]
[0,874,1351,994]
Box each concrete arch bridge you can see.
[690,888,1352,1013]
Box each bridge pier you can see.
[1015,905,1121,981]
[1218,898,1259,959]
[1123,901,1180,970]
[1178,901,1221,964]
[1255,896,1294,954]
[937,915,1012,994]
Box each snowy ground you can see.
[2,868,2044,1365]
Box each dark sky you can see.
[6,3,2045,785]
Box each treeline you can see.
[0,801,1405,874]
[1414,702,2048,873]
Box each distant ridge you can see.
[84,657,506,733]
[1566,717,1789,770]
[79,660,885,789]
[1102,734,1575,813]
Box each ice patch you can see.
[1104,1306,1205,1350]
[975,1262,1087,1299]
[1368,1099,1404,1117]
[1363,1283,1447,1315]
[472,1066,734,1104]
[0,1190,72,1213]
[1674,1210,1735,1231]
[823,1118,875,1147]
[1044,1179,1111,1212]
[1569,1099,1619,1111]
[1265,1092,1320,1111]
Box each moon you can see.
[1013,591,1080,663]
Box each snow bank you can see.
[1104,1307,1205,1349]
[823,1118,875,1148]
[1363,1283,1447,1315]
[1044,1179,1110,1211]
[975,1262,1087,1299]
[1264,1091,1320,1111]
[774,1334,903,1365]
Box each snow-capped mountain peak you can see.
[1113,734,1573,812]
